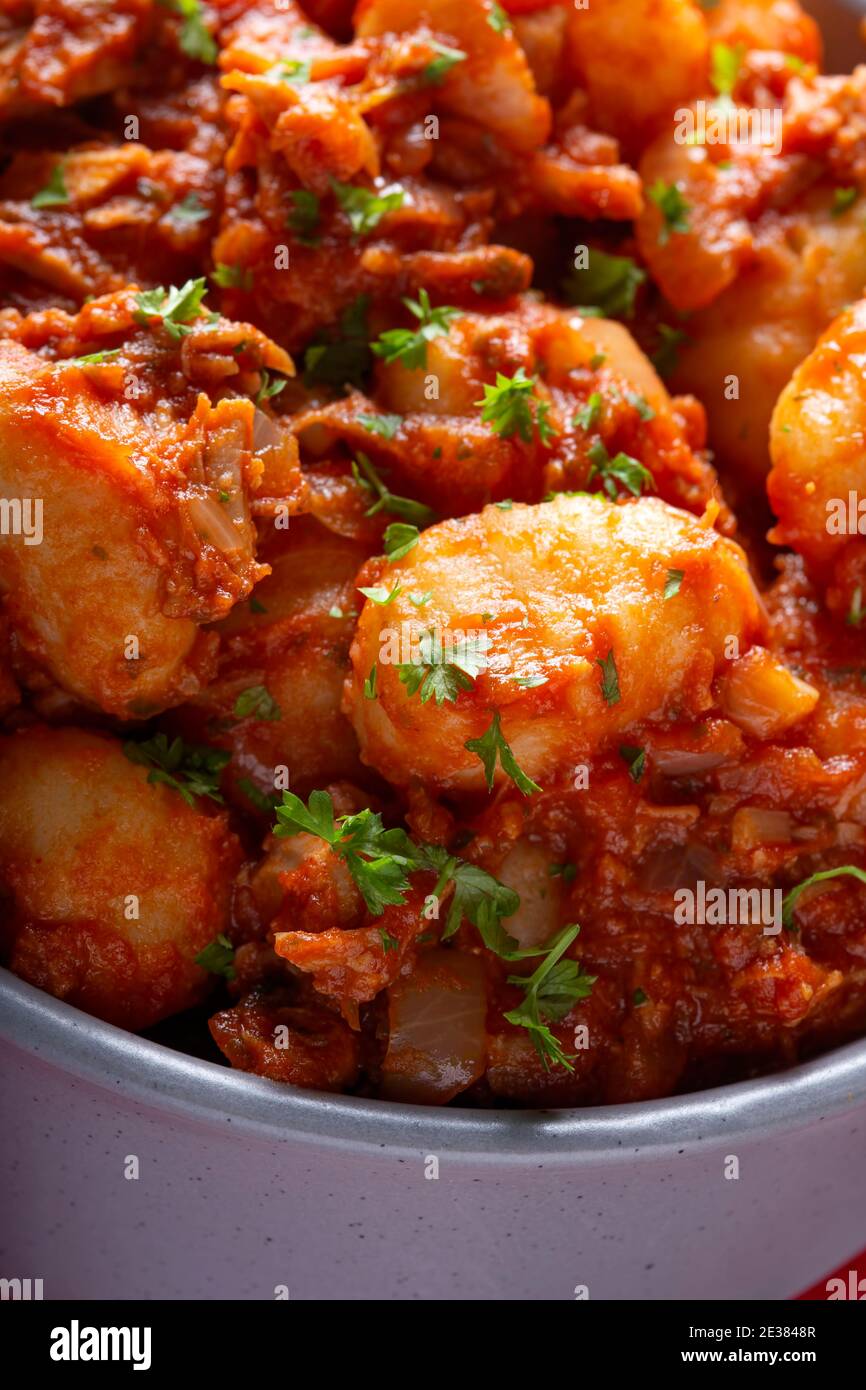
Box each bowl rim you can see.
[3,968,866,1163]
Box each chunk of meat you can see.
[0,725,243,1030]
[209,992,361,1090]
[344,493,764,792]
[0,291,298,717]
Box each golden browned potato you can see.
[566,0,708,150]
[768,298,866,583]
[0,288,299,718]
[344,493,764,792]
[0,725,243,1029]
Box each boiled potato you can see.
[344,493,764,791]
[0,725,242,1029]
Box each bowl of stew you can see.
[1,0,866,1300]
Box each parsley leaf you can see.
[274,788,341,843]
[423,845,520,943]
[63,349,120,366]
[358,581,402,605]
[384,521,421,560]
[476,367,557,446]
[195,934,235,980]
[212,262,253,290]
[169,192,209,226]
[352,450,436,526]
[331,178,404,237]
[280,58,311,86]
[422,41,467,84]
[398,629,490,706]
[647,180,691,244]
[133,277,209,340]
[31,164,69,209]
[710,42,743,98]
[832,186,858,218]
[164,0,217,64]
[487,1,509,33]
[781,865,866,930]
[372,290,459,370]
[651,324,690,377]
[359,413,402,439]
[664,568,684,600]
[123,734,229,807]
[504,923,595,1071]
[588,440,654,498]
[596,649,621,705]
[573,392,602,431]
[364,663,378,699]
[303,294,372,389]
[233,685,282,722]
[288,189,321,245]
[563,249,646,320]
[619,744,645,782]
[255,370,287,406]
[465,711,541,796]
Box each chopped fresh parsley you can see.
[465,710,541,796]
[832,186,858,217]
[372,290,459,370]
[476,368,557,445]
[123,734,229,807]
[647,180,691,244]
[710,42,743,99]
[664,568,684,600]
[31,164,69,209]
[782,865,866,930]
[550,862,577,883]
[166,0,217,64]
[303,294,372,389]
[398,629,490,706]
[596,649,621,706]
[422,41,466,84]
[233,684,281,722]
[573,392,602,431]
[358,580,402,606]
[359,412,402,439]
[288,189,321,245]
[212,262,254,290]
[847,586,864,627]
[487,1,510,33]
[379,928,399,953]
[588,440,654,498]
[384,521,421,561]
[195,934,235,980]
[352,450,436,526]
[273,790,520,944]
[626,391,655,421]
[280,58,312,86]
[619,744,645,782]
[133,277,209,340]
[563,249,646,320]
[169,192,209,226]
[331,178,405,237]
[633,987,649,1006]
[63,349,120,366]
[363,664,378,699]
[504,923,595,1071]
[255,370,287,406]
[514,674,547,688]
[652,324,690,377]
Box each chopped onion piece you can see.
[717,647,819,739]
[381,950,487,1105]
[731,807,792,851]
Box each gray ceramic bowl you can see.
[2,0,866,1302]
